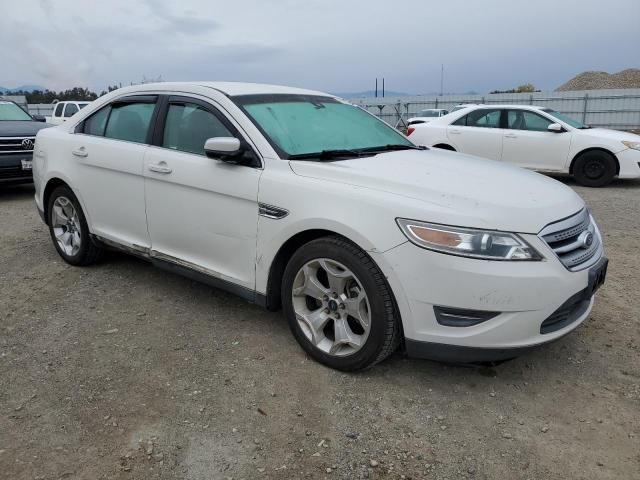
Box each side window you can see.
[54,103,64,117]
[452,115,467,126]
[467,109,501,128]
[162,102,234,155]
[64,103,79,118]
[83,106,111,136]
[507,110,553,131]
[104,102,156,144]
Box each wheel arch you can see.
[264,229,350,311]
[42,176,92,229]
[43,177,72,226]
[569,147,619,175]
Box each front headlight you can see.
[622,140,640,151]
[396,218,543,261]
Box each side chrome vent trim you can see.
[259,203,289,220]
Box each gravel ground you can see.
[1,178,639,480]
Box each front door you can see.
[143,95,262,290]
[501,109,572,171]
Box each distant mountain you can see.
[0,84,47,93]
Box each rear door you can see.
[143,95,262,290]
[70,95,158,249]
[446,108,504,160]
[501,109,572,171]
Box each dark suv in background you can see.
[0,99,50,185]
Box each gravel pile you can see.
[556,68,640,91]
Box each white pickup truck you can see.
[45,101,91,125]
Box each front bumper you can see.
[615,148,640,178]
[0,151,34,184]
[373,234,605,362]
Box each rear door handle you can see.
[504,133,517,138]
[72,147,88,157]
[148,163,172,174]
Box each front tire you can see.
[281,236,401,371]
[47,185,103,266]
[573,151,616,187]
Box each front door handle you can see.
[72,147,88,158]
[449,129,461,135]
[148,163,173,174]
[504,133,518,139]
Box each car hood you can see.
[289,149,585,234]
[0,120,52,136]
[575,127,640,144]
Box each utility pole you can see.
[375,78,378,98]
[382,78,385,98]
[440,64,444,96]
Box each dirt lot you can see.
[1,178,639,480]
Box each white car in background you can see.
[46,101,91,125]
[408,104,640,187]
[407,108,449,126]
[33,82,607,370]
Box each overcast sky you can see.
[0,0,637,94]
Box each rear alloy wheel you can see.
[47,185,103,266]
[573,151,616,187]
[282,236,400,371]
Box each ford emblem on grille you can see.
[21,139,34,150]
[578,231,594,249]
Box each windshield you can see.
[541,109,586,129]
[0,101,32,121]
[416,110,441,118]
[234,94,412,158]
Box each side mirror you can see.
[204,137,242,158]
[547,123,563,133]
[204,137,257,166]
[32,114,46,122]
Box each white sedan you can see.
[408,104,640,187]
[407,108,449,126]
[33,83,607,370]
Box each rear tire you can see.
[281,235,401,371]
[573,151,616,187]
[47,185,103,266]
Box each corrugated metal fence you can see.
[347,88,640,131]
[27,104,55,116]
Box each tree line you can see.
[6,85,121,104]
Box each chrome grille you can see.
[0,137,35,154]
[539,209,601,271]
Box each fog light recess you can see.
[433,306,500,327]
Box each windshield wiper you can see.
[288,144,426,161]
[579,125,593,129]
[288,149,370,161]
[358,144,427,153]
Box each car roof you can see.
[111,82,332,98]
[463,104,547,110]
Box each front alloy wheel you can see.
[282,235,401,371]
[292,258,371,357]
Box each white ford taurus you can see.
[33,82,608,370]
[408,104,640,187]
